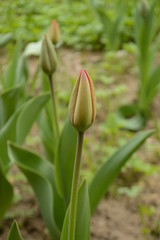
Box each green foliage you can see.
[8,221,23,240]
[60,181,90,240]
[1,0,160,50]
[0,169,13,221]
[0,33,13,48]
[55,119,77,204]
[8,124,154,239]
[117,0,160,130]
[0,41,50,221]
[3,41,28,89]
[0,86,23,129]
[0,93,50,172]
[89,129,154,214]
[8,142,63,239]
[16,92,50,144]
[135,0,160,115]
[91,0,125,50]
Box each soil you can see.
[0,47,160,240]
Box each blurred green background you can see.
[0,0,159,50]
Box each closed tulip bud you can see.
[68,70,96,132]
[40,34,58,76]
[49,19,61,45]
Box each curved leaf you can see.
[8,142,66,240]
[89,129,154,214]
[0,33,13,48]
[0,169,13,220]
[55,119,77,204]
[4,41,22,88]
[38,102,56,163]
[8,221,23,240]
[0,93,50,172]
[0,109,20,172]
[0,86,23,129]
[16,92,50,144]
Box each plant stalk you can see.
[49,75,59,138]
[68,131,84,240]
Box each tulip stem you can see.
[68,131,84,240]
[49,75,59,138]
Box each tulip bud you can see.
[68,70,96,132]
[49,19,61,45]
[40,34,58,76]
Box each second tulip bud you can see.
[40,34,58,76]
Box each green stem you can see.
[49,75,59,138]
[68,131,84,240]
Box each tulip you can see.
[49,19,61,45]
[68,70,96,132]
[40,34,58,76]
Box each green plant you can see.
[139,204,156,238]
[7,60,154,239]
[0,42,50,221]
[136,0,159,115]
[8,221,23,240]
[117,0,160,131]
[91,0,125,50]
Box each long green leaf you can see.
[0,109,20,172]
[16,92,50,144]
[8,142,65,239]
[0,169,13,220]
[0,33,13,48]
[60,181,90,240]
[8,221,23,240]
[146,64,160,104]
[4,41,22,88]
[0,86,23,129]
[89,129,154,214]
[0,93,50,172]
[55,119,77,205]
[38,102,56,163]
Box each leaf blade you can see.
[60,180,90,240]
[0,169,13,220]
[55,119,77,204]
[16,92,50,144]
[8,221,23,240]
[89,129,154,214]
[8,142,62,240]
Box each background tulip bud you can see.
[68,70,96,132]
[49,19,61,45]
[40,34,58,76]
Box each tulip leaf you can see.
[75,180,90,240]
[8,221,23,240]
[55,119,77,204]
[89,129,154,214]
[8,142,66,239]
[4,41,22,88]
[0,109,20,172]
[60,180,90,240]
[0,169,13,220]
[38,102,56,163]
[16,92,50,144]
[0,33,13,48]
[0,86,23,129]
